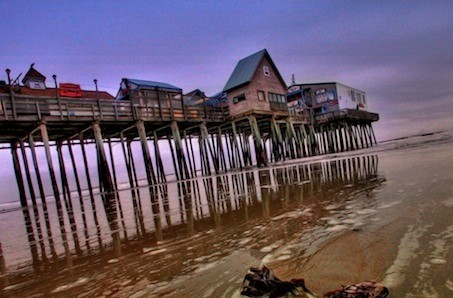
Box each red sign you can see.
[59,83,83,98]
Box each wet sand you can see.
[0,132,452,297]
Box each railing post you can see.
[94,79,103,120]
[156,88,163,120]
[180,90,187,120]
[5,69,17,120]
[52,75,64,120]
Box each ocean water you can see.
[0,131,452,297]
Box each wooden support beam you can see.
[137,120,163,241]
[237,127,247,166]
[12,142,40,271]
[19,140,49,266]
[301,125,309,156]
[56,141,82,256]
[120,133,145,238]
[79,133,104,249]
[331,123,338,153]
[224,131,235,169]
[245,133,253,165]
[174,121,192,179]
[366,123,375,146]
[198,123,211,175]
[231,121,243,170]
[348,122,358,150]
[29,133,58,261]
[152,133,171,228]
[67,140,91,251]
[182,130,196,178]
[92,121,122,256]
[338,123,345,152]
[168,133,182,180]
[107,137,128,242]
[248,115,267,167]
[153,131,168,184]
[309,125,318,156]
[187,132,198,177]
[270,116,284,161]
[136,121,159,186]
[370,123,377,145]
[286,117,301,158]
[200,122,219,174]
[217,127,228,171]
[361,124,370,148]
[40,123,73,269]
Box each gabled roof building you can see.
[21,63,47,90]
[116,77,184,109]
[223,49,288,118]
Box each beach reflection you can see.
[0,154,382,296]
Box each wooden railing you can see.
[0,94,229,123]
[314,109,379,123]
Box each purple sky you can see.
[1,1,452,141]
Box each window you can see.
[257,90,265,101]
[268,92,286,103]
[233,93,246,104]
[263,66,270,76]
[351,90,356,101]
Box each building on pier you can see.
[223,49,288,118]
[287,82,369,116]
[183,89,207,106]
[287,82,379,126]
[116,78,183,108]
[204,91,227,107]
[1,64,114,100]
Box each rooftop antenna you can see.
[291,74,296,85]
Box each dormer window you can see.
[263,66,270,76]
[28,80,46,90]
[22,63,47,89]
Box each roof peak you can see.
[22,63,46,84]
[223,49,269,92]
[223,49,287,92]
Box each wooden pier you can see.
[0,52,379,285]
[0,88,378,271]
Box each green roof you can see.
[223,49,267,92]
